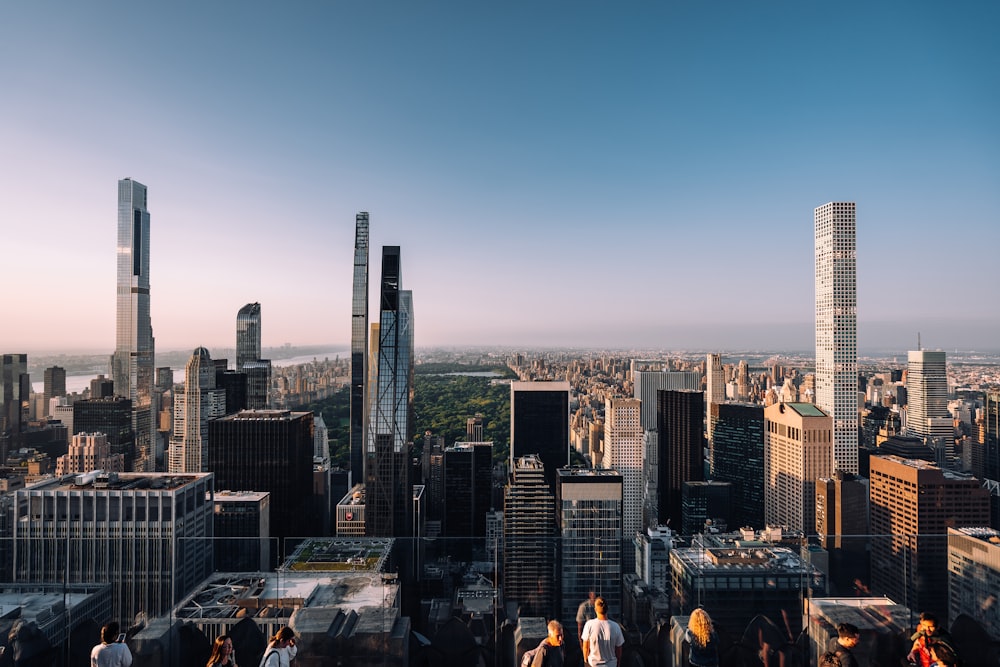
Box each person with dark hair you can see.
[260,627,296,667]
[91,622,132,667]
[581,597,624,667]
[908,613,957,667]
[930,642,959,667]
[826,623,860,667]
[207,635,238,667]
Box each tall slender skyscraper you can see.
[236,302,262,371]
[705,354,725,443]
[112,178,155,471]
[367,246,414,537]
[168,347,226,473]
[656,389,704,530]
[815,201,858,474]
[350,213,370,480]
[603,397,642,537]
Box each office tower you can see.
[510,381,570,492]
[13,472,213,625]
[42,367,66,418]
[815,202,858,474]
[236,302,262,372]
[947,527,1000,639]
[442,442,493,544]
[631,361,701,432]
[681,480,733,535]
[90,375,115,399]
[504,455,557,619]
[208,410,315,543]
[869,455,990,621]
[55,432,124,474]
[557,468,623,628]
[215,368,247,413]
[656,389,704,530]
[351,213,370,480]
[763,402,832,533]
[314,414,329,460]
[367,246,414,538]
[168,347,226,473]
[1,354,29,437]
[336,485,367,536]
[603,397,643,537]
[213,490,271,572]
[976,391,1000,481]
[70,396,135,472]
[709,402,765,529]
[705,354,725,442]
[466,414,485,442]
[816,471,869,593]
[243,360,271,410]
[905,350,953,444]
[111,178,155,472]
[736,360,749,401]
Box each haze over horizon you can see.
[2,2,998,354]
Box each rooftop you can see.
[281,537,393,573]
[25,471,210,492]
[785,403,828,417]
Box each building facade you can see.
[236,302,262,372]
[168,347,226,473]
[709,402,765,529]
[350,212,370,481]
[603,397,643,537]
[814,201,858,474]
[763,402,832,534]
[947,527,1000,639]
[656,389,704,530]
[503,455,557,620]
[510,381,570,492]
[905,350,953,447]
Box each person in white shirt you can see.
[581,597,624,667]
[91,622,132,667]
[259,627,296,667]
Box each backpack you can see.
[259,648,281,667]
[820,651,843,667]
[520,640,548,667]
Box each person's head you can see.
[918,612,939,636]
[587,590,597,603]
[688,608,714,646]
[271,627,295,648]
[547,620,564,646]
[930,642,957,667]
[837,623,860,648]
[100,622,121,644]
[594,597,608,618]
[208,635,234,664]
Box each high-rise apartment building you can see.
[603,397,643,537]
[557,468,623,627]
[869,455,990,621]
[236,302,262,372]
[905,350,953,445]
[168,348,226,473]
[13,472,213,625]
[763,402,832,534]
[111,178,155,472]
[42,366,66,418]
[242,360,271,410]
[815,201,858,473]
[55,432,124,474]
[510,381,570,492]
[208,410,315,542]
[709,402,765,529]
[367,246,414,538]
[503,455,557,620]
[656,389,704,530]
[350,213,370,481]
[705,354,725,442]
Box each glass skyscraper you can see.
[112,178,155,472]
[350,213,369,481]
[815,201,858,474]
[236,302,262,372]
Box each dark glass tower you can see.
[709,402,765,528]
[236,302,262,372]
[656,389,704,531]
[1,354,28,437]
[350,213,369,481]
[366,246,414,537]
[42,366,66,417]
[442,442,493,539]
[73,397,135,469]
[510,381,570,492]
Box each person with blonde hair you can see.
[685,608,719,667]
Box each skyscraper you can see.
[503,455,557,619]
[631,361,701,432]
[603,397,642,538]
[42,366,66,418]
[367,246,414,537]
[708,402,765,529]
[705,353,725,442]
[168,347,226,473]
[815,201,858,474]
[1,354,28,436]
[905,350,953,444]
[763,402,832,533]
[236,302,262,372]
[111,178,155,471]
[351,213,370,481]
[510,381,570,492]
[656,389,704,530]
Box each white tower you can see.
[603,397,642,537]
[814,202,858,474]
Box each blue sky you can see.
[1,1,997,353]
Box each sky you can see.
[1,1,998,354]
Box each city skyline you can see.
[2,2,999,353]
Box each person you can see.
[684,608,719,667]
[532,620,565,667]
[826,623,860,667]
[930,642,959,667]
[91,622,133,667]
[577,591,597,643]
[207,635,238,667]
[907,613,956,667]
[260,627,297,667]
[581,597,625,667]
